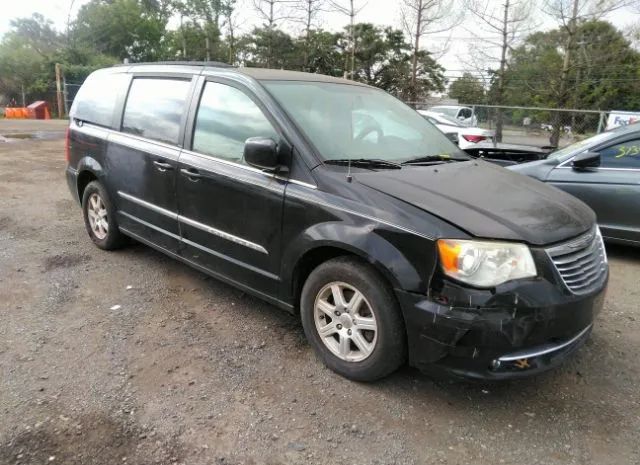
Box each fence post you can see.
[55,63,64,119]
[597,112,605,133]
[62,76,69,117]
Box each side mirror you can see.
[572,151,600,169]
[244,137,279,170]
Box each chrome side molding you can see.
[117,191,268,254]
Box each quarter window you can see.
[192,82,278,163]
[122,78,191,145]
[599,139,640,169]
[72,72,128,127]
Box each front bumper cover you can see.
[396,273,607,380]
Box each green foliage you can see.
[448,72,485,104]
[349,24,444,99]
[73,0,169,61]
[2,3,637,115]
[503,20,640,112]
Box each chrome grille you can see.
[546,227,608,294]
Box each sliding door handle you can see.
[153,160,174,171]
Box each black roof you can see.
[114,61,234,68]
[236,68,367,86]
[112,61,367,86]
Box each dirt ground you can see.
[1,119,638,465]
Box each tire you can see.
[301,256,407,381]
[81,180,126,250]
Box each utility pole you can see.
[21,83,26,107]
[55,63,65,118]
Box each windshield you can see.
[263,81,467,162]
[430,106,458,118]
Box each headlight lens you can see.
[437,239,537,287]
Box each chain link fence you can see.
[413,102,609,149]
[0,80,83,119]
[468,105,607,148]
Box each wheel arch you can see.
[76,157,105,202]
[286,235,422,313]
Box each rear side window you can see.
[122,78,191,145]
[599,139,640,169]
[71,72,127,127]
[192,82,278,163]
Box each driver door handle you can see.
[180,168,203,180]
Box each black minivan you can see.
[66,62,608,381]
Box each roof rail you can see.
[114,61,234,68]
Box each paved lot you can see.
[0,120,638,465]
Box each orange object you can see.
[4,102,51,119]
[27,101,51,119]
[4,107,29,119]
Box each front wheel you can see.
[300,257,406,381]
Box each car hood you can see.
[356,160,595,245]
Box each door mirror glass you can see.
[244,137,279,170]
[572,151,600,169]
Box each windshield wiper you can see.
[324,158,402,169]
[401,154,469,165]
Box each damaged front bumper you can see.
[396,273,607,380]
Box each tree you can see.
[349,23,444,98]
[464,0,534,141]
[239,26,299,69]
[503,20,640,130]
[299,29,343,75]
[73,0,169,61]
[292,0,327,70]
[400,0,458,102]
[252,0,297,67]
[330,0,366,79]
[449,72,485,103]
[543,0,637,145]
[170,0,235,60]
[0,14,61,105]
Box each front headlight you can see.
[437,239,537,287]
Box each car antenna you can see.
[347,155,353,183]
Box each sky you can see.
[0,0,638,79]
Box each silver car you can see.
[509,123,640,246]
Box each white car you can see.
[429,105,478,127]
[418,110,495,150]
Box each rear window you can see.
[122,78,191,145]
[71,72,128,127]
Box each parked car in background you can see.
[66,63,607,381]
[464,142,554,166]
[428,105,478,126]
[418,110,493,149]
[510,122,640,246]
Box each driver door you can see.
[176,79,286,297]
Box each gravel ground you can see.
[1,120,638,465]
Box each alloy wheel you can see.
[313,282,378,362]
[87,192,109,240]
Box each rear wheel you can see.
[82,181,126,250]
[301,257,406,381]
